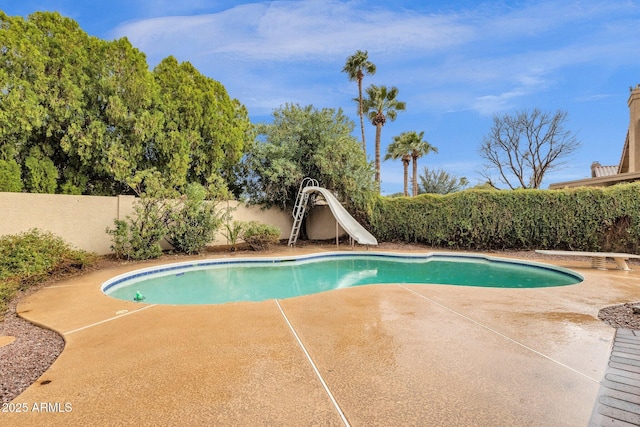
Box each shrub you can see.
[165,184,224,254]
[108,183,228,258]
[107,197,169,260]
[222,220,245,251]
[0,229,95,317]
[240,221,281,251]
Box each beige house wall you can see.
[0,193,294,255]
[631,87,640,172]
[549,85,640,188]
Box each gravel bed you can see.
[0,283,65,405]
[598,302,640,330]
[1,245,638,404]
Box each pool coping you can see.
[101,250,583,296]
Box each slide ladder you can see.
[288,177,318,246]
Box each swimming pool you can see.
[102,252,582,305]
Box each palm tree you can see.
[384,137,412,196]
[362,85,406,189]
[342,50,376,156]
[398,131,438,196]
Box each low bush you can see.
[240,221,281,251]
[222,220,245,251]
[107,197,169,260]
[165,184,225,254]
[108,183,228,259]
[371,183,640,253]
[0,229,95,317]
[108,181,231,259]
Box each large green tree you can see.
[342,50,376,155]
[151,56,252,194]
[23,12,110,194]
[0,11,155,194]
[362,85,406,189]
[0,12,46,160]
[244,104,375,215]
[0,12,252,196]
[67,35,160,195]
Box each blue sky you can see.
[4,0,640,194]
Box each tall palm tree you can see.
[342,50,376,156]
[396,131,438,196]
[384,137,412,196]
[362,85,406,190]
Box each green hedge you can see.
[371,183,640,253]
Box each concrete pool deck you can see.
[3,248,640,426]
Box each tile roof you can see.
[593,165,619,177]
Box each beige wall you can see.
[0,193,293,255]
[549,86,640,189]
[630,86,640,172]
[214,200,293,245]
[306,205,346,241]
[0,193,136,255]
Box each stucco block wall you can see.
[306,205,346,240]
[0,192,135,254]
[214,200,293,245]
[0,193,293,255]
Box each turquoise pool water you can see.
[102,253,582,305]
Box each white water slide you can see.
[297,185,378,246]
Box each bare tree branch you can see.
[479,109,580,189]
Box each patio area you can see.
[3,248,639,426]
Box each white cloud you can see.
[111,0,640,118]
[574,94,613,103]
[112,0,474,63]
[472,89,529,115]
